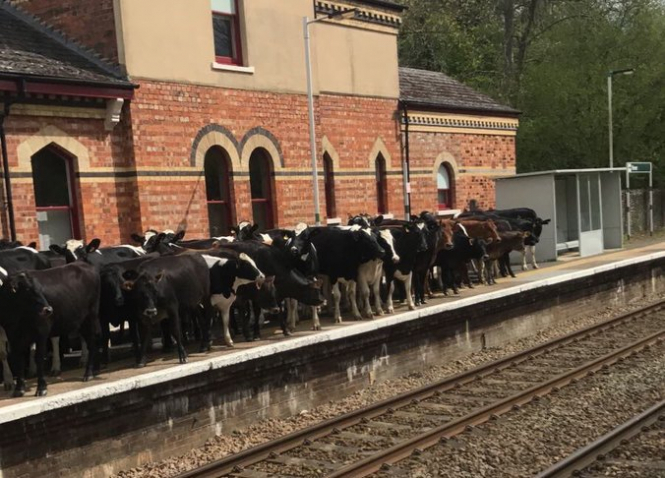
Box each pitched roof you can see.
[399,67,519,115]
[0,1,132,88]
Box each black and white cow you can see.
[309,226,385,325]
[215,240,324,331]
[1,261,101,397]
[382,223,429,313]
[50,238,145,265]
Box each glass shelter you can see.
[495,169,624,262]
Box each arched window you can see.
[31,146,80,248]
[323,153,336,219]
[437,163,454,210]
[204,146,234,236]
[375,154,388,214]
[249,148,275,229]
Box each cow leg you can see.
[521,249,528,271]
[402,273,415,310]
[211,293,235,347]
[50,336,61,376]
[136,320,151,368]
[386,280,395,314]
[28,344,37,377]
[286,298,297,332]
[170,309,188,364]
[80,339,89,369]
[506,256,516,278]
[0,327,12,391]
[100,317,111,367]
[531,245,538,269]
[197,302,214,352]
[358,279,373,320]
[331,282,343,323]
[310,305,321,331]
[346,281,363,321]
[34,334,48,396]
[10,341,28,397]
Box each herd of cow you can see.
[0,207,549,398]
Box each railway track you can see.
[538,399,665,478]
[175,300,665,478]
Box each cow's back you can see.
[139,254,210,305]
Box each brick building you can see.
[0,0,518,250]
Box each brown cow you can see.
[484,231,526,284]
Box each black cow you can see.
[0,246,51,273]
[382,223,428,313]
[232,278,280,342]
[122,254,213,366]
[308,226,385,325]
[1,261,101,397]
[436,231,488,295]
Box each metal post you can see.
[626,166,631,239]
[400,101,411,219]
[649,168,654,236]
[304,17,321,226]
[608,74,613,169]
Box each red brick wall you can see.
[1,112,138,247]
[407,130,516,213]
[9,0,118,63]
[127,80,404,234]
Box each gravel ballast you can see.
[114,295,665,478]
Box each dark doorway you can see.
[375,154,388,214]
[205,146,235,236]
[249,148,275,229]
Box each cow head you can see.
[5,272,53,318]
[50,239,101,263]
[377,229,400,264]
[232,222,260,241]
[131,229,159,250]
[350,226,385,262]
[100,264,126,308]
[121,269,164,319]
[404,222,428,253]
[143,230,185,254]
[439,219,454,250]
[347,214,374,228]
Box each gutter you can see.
[0,93,16,241]
[400,100,411,219]
[0,74,136,100]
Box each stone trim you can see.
[16,124,90,173]
[433,152,460,183]
[190,124,241,171]
[403,111,519,132]
[368,136,393,170]
[240,127,284,170]
[314,1,402,30]
[321,135,341,172]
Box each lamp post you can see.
[304,8,357,226]
[607,68,634,168]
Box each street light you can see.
[607,68,634,168]
[304,8,357,225]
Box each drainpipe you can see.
[400,101,412,219]
[0,94,16,241]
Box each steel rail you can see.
[174,300,665,478]
[327,328,665,477]
[536,399,665,478]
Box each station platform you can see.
[1,240,664,422]
[2,240,665,478]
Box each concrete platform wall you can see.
[2,255,665,477]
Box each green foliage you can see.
[399,0,665,184]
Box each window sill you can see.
[211,62,255,74]
[437,209,461,218]
[326,217,342,226]
[378,213,394,220]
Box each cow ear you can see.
[49,244,66,255]
[27,242,37,249]
[86,238,101,253]
[131,234,145,244]
[174,230,186,242]
[121,281,134,291]
[524,231,532,237]
[155,271,166,282]
[374,215,384,226]
[122,270,139,281]
[542,219,551,225]
[410,215,418,222]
